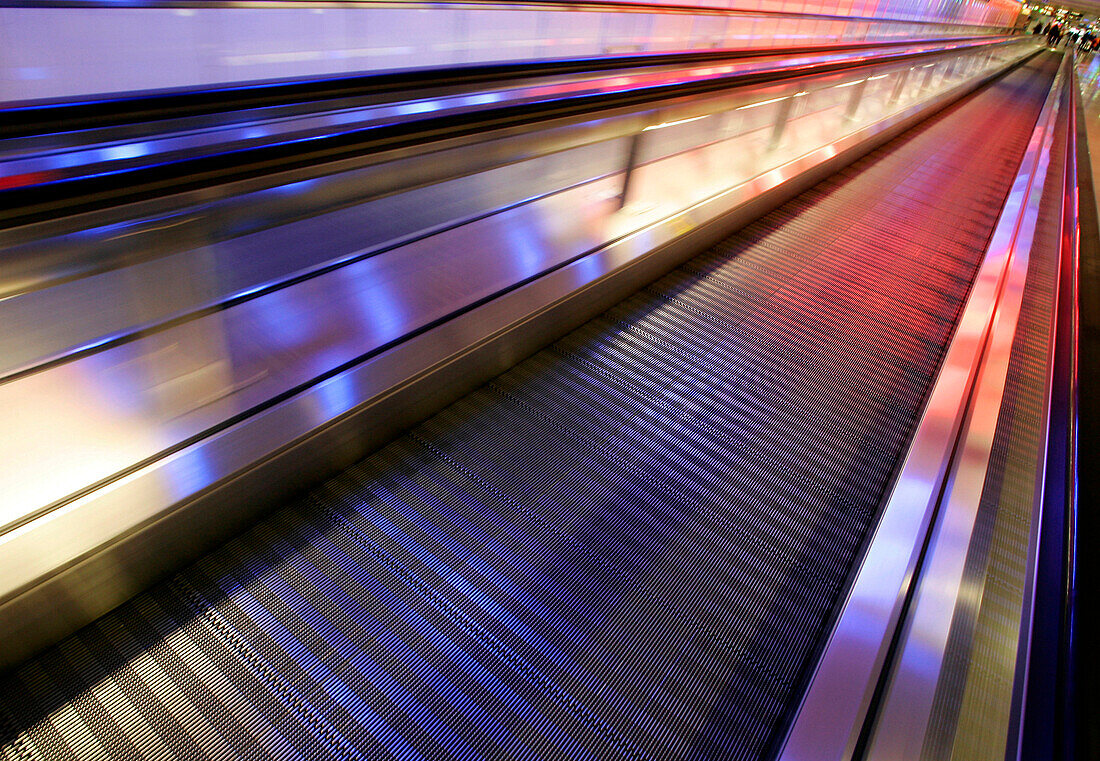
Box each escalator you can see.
[0,52,1071,761]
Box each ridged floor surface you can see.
[0,56,1057,761]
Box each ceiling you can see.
[1023,1,1100,19]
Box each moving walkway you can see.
[0,39,1084,761]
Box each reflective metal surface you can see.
[863,56,1066,761]
[0,47,1036,523]
[0,0,1017,104]
[1010,55,1079,761]
[0,45,1030,672]
[778,51,1063,761]
[0,42,1033,385]
[0,37,1011,188]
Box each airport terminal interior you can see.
[0,0,1096,758]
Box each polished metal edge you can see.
[778,53,1066,761]
[1007,54,1081,761]
[863,54,1067,761]
[0,51,1030,672]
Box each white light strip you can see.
[642,115,707,132]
